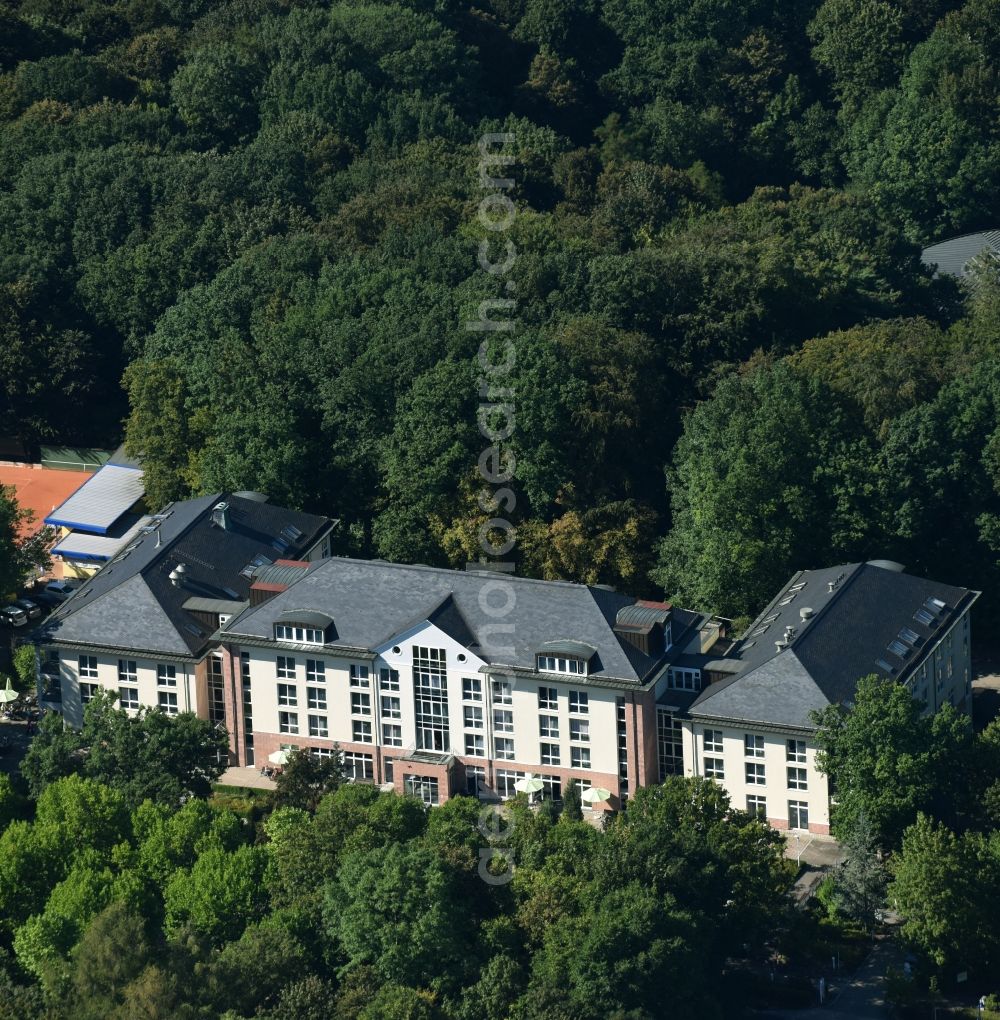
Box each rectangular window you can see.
[703,729,723,754]
[207,656,225,726]
[569,719,589,743]
[307,686,327,711]
[350,664,370,688]
[493,709,513,733]
[240,651,251,684]
[744,734,765,758]
[746,795,767,820]
[413,646,449,752]
[276,656,296,680]
[462,678,482,702]
[746,762,766,786]
[118,660,137,684]
[381,695,401,719]
[158,663,178,687]
[495,737,515,760]
[277,683,297,707]
[495,769,525,798]
[404,774,438,805]
[80,682,98,704]
[668,667,701,691]
[704,757,724,779]
[789,800,809,829]
[786,739,807,763]
[379,667,400,691]
[158,691,178,715]
[466,765,485,797]
[538,687,557,711]
[539,714,559,738]
[540,742,560,766]
[309,714,329,738]
[465,733,485,756]
[569,690,589,714]
[352,720,372,743]
[787,767,808,790]
[491,679,512,705]
[306,659,325,684]
[383,724,403,747]
[344,752,374,782]
[279,711,299,735]
[657,710,684,780]
[119,686,139,709]
[540,775,562,800]
[351,692,371,715]
[79,656,98,679]
[274,624,324,645]
[464,705,483,729]
[571,746,591,769]
[536,655,585,675]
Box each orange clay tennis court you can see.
[0,464,90,538]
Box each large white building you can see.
[37,498,979,833]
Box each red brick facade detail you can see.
[218,647,242,763]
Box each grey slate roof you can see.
[222,557,671,683]
[44,464,145,534]
[39,494,332,657]
[690,562,979,728]
[921,230,1000,281]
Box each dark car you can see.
[13,598,42,620]
[0,605,28,627]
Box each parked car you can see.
[12,598,42,619]
[0,605,28,627]
[42,580,81,602]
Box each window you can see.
[383,723,402,747]
[306,659,325,684]
[540,775,562,800]
[158,691,178,715]
[309,714,329,738]
[307,686,327,711]
[704,757,724,779]
[540,742,560,766]
[491,679,512,705]
[207,656,225,726]
[569,690,589,714]
[787,767,808,790]
[241,651,251,684]
[413,646,449,752]
[279,711,299,735]
[668,667,700,691]
[381,695,401,719]
[350,664,370,688]
[277,683,297,707]
[495,769,525,798]
[404,775,438,805]
[538,687,557,710]
[351,692,371,715]
[466,765,485,797]
[746,795,767,820]
[379,667,400,691]
[536,655,585,675]
[703,730,723,754]
[495,737,515,760]
[352,720,372,743]
[465,733,485,756]
[539,714,559,738]
[786,739,806,763]
[274,623,324,645]
[569,719,589,743]
[494,709,513,733]
[746,762,766,786]
[118,660,137,684]
[571,746,591,769]
[276,656,296,680]
[788,800,809,829]
[744,734,765,758]
[657,710,683,780]
[463,678,482,702]
[80,682,97,704]
[344,752,374,782]
[79,656,98,679]
[119,686,139,709]
[464,705,483,729]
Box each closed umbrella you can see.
[581,786,612,805]
[268,748,290,766]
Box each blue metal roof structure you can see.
[51,516,154,562]
[44,464,145,534]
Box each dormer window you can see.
[537,654,586,676]
[275,624,324,645]
[274,610,334,647]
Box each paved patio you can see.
[218,765,277,791]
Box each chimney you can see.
[212,502,231,530]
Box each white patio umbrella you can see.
[513,775,544,801]
[581,786,612,805]
[0,678,19,708]
[268,748,290,766]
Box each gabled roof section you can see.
[223,558,674,683]
[39,493,332,657]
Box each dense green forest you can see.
[2,0,1000,615]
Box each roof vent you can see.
[169,562,189,587]
[212,502,231,530]
[799,607,814,620]
[775,639,788,652]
